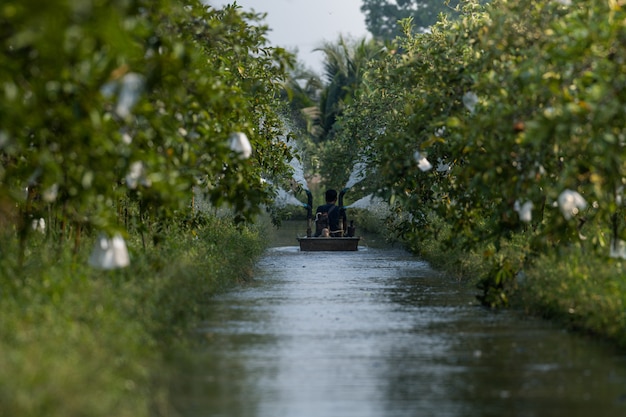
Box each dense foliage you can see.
[0,0,295,260]
[333,0,626,312]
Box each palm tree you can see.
[280,62,325,137]
[314,36,384,140]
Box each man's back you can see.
[315,203,341,236]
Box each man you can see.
[314,189,347,237]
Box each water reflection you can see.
[169,229,626,417]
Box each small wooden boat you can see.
[297,189,360,251]
[297,236,360,251]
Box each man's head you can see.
[325,189,338,203]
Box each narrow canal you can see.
[170,223,626,417]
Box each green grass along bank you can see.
[0,214,264,417]
[404,213,626,350]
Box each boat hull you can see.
[297,237,360,251]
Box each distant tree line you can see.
[361,0,492,40]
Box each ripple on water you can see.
[174,229,626,417]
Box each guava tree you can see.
[0,0,295,257]
[336,0,626,306]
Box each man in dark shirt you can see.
[314,189,347,237]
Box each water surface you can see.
[170,226,626,417]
